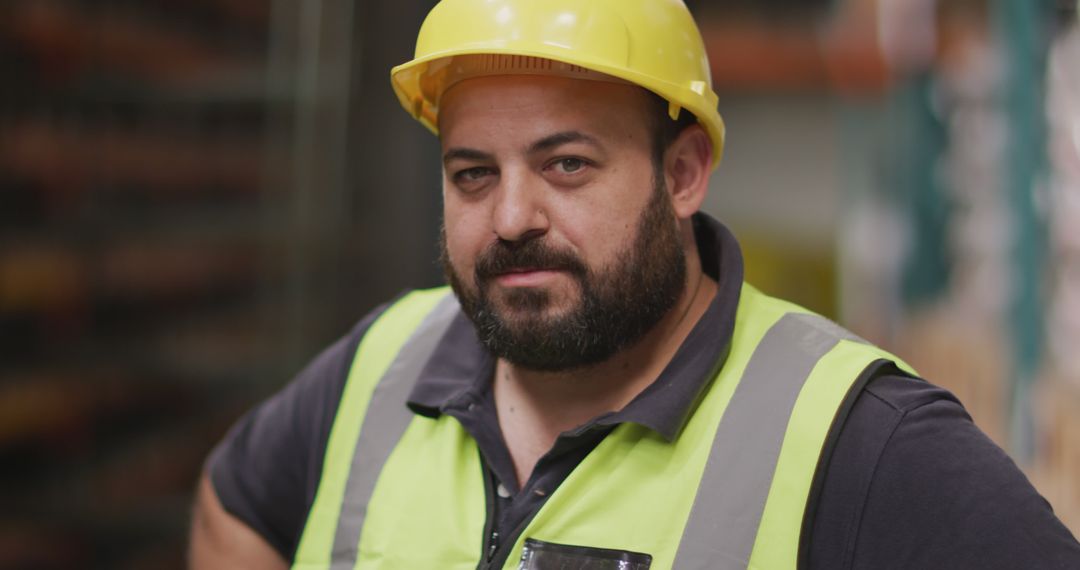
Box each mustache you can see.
[474,238,588,281]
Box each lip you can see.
[494,268,566,287]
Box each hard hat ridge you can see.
[420,54,633,109]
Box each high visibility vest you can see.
[292,284,914,570]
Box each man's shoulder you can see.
[858,367,959,415]
[289,296,401,402]
[821,363,970,504]
[305,287,447,386]
[805,365,945,563]
[810,364,1080,568]
[205,294,400,560]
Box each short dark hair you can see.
[648,92,699,175]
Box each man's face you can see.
[438,74,687,371]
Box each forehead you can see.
[437,74,654,148]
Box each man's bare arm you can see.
[188,472,288,570]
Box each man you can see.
[189,1,1080,568]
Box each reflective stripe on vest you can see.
[293,288,460,569]
[673,313,864,569]
[329,294,461,567]
[294,285,914,569]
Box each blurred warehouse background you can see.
[0,0,1077,567]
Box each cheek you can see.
[553,184,650,263]
[443,206,487,274]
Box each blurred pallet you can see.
[0,0,279,566]
[2,0,263,84]
[894,307,1010,447]
[895,309,1080,538]
[1032,370,1080,535]
[0,120,262,199]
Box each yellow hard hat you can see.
[391,0,725,169]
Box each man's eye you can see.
[552,158,587,174]
[454,167,493,183]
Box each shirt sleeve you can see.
[809,369,1080,569]
[206,303,389,561]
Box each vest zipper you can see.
[484,508,538,569]
[487,530,500,562]
[478,460,498,570]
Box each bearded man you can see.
[189,1,1080,568]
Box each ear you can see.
[662,124,713,219]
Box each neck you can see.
[494,229,717,485]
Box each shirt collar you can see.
[407,212,744,441]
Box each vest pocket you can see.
[518,538,652,569]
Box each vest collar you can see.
[406,212,743,442]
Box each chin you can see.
[494,286,578,316]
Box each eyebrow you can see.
[442,131,601,165]
[443,148,493,164]
[527,131,600,154]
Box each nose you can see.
[491,170,549,244]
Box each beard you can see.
[441,179,687,372]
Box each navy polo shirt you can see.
[209,214,1080,568]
